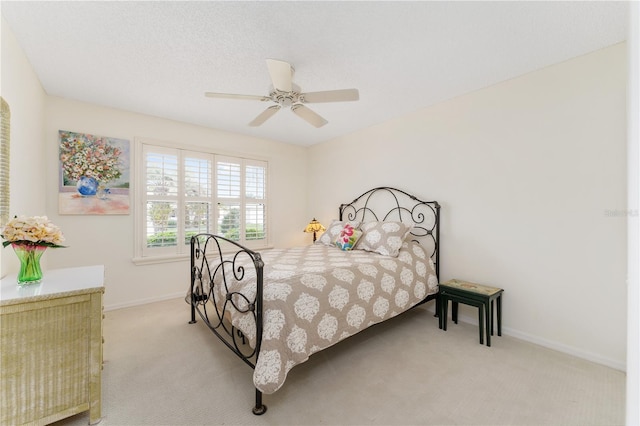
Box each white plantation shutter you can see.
[216,156,267,245]
[184,153,212,245]
[142,146,180,256]
[245,203,266,240]
[216,158,242,241]
[245,162,266,200]
[0,98,10,227]
[184,154,212,198]
[245,160,267,241]
[216,160,241,198]
[145,149,178,197]
[136,140,268,260]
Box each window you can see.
[0,97,10,228]
[135,140,268,262]
[0,98,9,271]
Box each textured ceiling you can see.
[1,1,629,146]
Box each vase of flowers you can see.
[59,131,123,196]
[76,176,100,196]
[1,216,66,285]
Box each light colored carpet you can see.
[52,297,624,426]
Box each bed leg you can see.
[189,304,197,324]
[188,293,197,324]
[252,389,267,415]
[435,294,442,329]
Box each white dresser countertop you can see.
[0,265,105,304]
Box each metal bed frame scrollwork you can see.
[188,186,441,415]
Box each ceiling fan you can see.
[205,59,359,128]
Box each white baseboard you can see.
[502,325,626,372]
[105,291,186,312]
[425,305,626,372]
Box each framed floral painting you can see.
[58,130,130,215]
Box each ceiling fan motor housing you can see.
[270,83,302,107]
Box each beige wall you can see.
[0,18,48,276]
[627,3,640,423]
[309,43,628,370]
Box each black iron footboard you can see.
[187,233,267,415]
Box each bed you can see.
[187,186,441,415]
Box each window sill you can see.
[132,254,190,266]
[132,245,274,266]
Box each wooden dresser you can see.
[0,265,105,425]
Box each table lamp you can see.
[303,218,325,242]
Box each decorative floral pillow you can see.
[356,221,412,257]
[334,223,363,251]
[316,220,361,246]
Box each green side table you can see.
[440,279,504,347]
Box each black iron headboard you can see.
[338,187,440,280]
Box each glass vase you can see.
[12,243,46,285]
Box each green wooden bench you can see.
[440,279,503,346]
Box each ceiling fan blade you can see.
[266,59,292,92]
[248,105,281,127]
[291,104,328,128]
[301,89,360,103]
[205,92,270,101]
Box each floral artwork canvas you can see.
[58,130,130,215]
